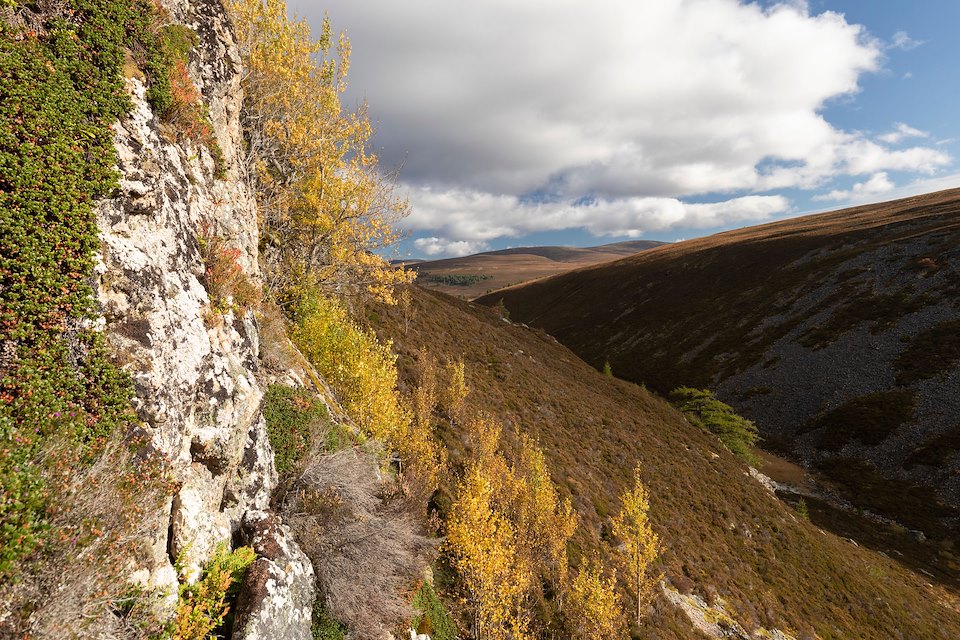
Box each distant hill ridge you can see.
[447,239,663,262]
[480,188,960,550]
[407,239,665,299]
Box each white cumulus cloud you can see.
[402,187,790,243]
[878,123,929,145]
[813,171,895,202]
[413,237,490,258]
[286,0,952,248]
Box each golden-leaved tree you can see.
[229,0,413,305]
[512,434,578,600]
[292,295,445,497]
[612,464,661,627]
[447,461,531,640]
[566,554,624,639]
[440,357,468,422]
[446,417,578,639]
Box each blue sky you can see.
[287,0,960,258]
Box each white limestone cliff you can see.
[95,1,313,636]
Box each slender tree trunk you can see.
[636,555,642,627]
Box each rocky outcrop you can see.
[233,511,316,640]
[662,583,797,640]
[95,0,312,631]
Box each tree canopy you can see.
[670,387,760,464]
[229,0,413,305]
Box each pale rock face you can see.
[233,511,316,640]
[94,0,312,630]
[662,583,798,640]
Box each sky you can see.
[286,0,960,258]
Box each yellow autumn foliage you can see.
[612,463,661,626]
[294,294,405,443]
[566,554,624,640]
[229,0,413,305]
[447,462,532,640]
[412,349,439,434]
[440,357,468,421]
[447,417,577,639]
[292,294,443,494]
[513,434,578,590]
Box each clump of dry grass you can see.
[256,301,301,375]
[279,449,435,639]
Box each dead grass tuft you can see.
[280,449,435,639]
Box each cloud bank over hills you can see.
[290,0,953,255]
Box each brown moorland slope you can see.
[370,286,960,640]
[478,188,960,552]
[406,240,664,299]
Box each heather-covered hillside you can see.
[371,286,960,639]
[408,240,664,299]
[482,189,960,576]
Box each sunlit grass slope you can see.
[371,286,960,640]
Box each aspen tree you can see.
[412,349,439,434]
[292,296,444,496]
[402,350,446,499]
[447,456,532,639]
[440,358,469,421]
[513,435,578,593]
[447,418,577,637]
[228,0,414,305]
[566,554,624,640]
[612,464,660,627]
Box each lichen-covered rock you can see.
[94,0,293,602]
[233,511,316,640]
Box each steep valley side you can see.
[481,189,960,562]
[371,286,960,639]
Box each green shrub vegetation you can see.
[0,0,184,581]
[162,544,256,639]
[0,8,228,635]
[264,383,347,474]
[669,387,760,465]
[411,581,458,640]
[311,600,347,640]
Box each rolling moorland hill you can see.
[403,240,664,299]
[478,188,960,562]
[370,286,960,640]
